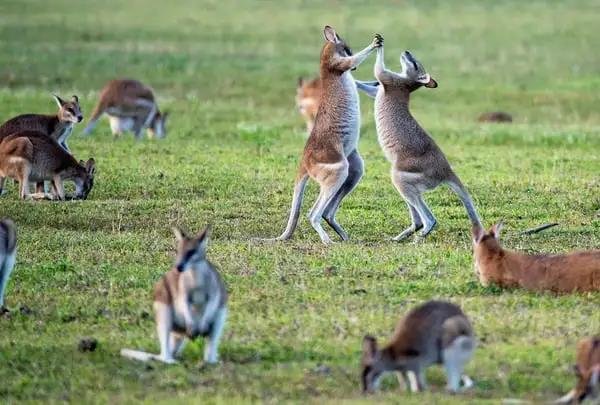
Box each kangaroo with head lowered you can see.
[0,131,95,200]
[121,226,227,364]
[361,300,475,394]
[266,26,382,245]
[83,79,168,139]
[555,336,600,404]
[357,45,481,240]
[0,219,17,311]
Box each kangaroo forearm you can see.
[355,81,378,98]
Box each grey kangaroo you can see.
[357,46,482,240]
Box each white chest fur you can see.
[340,71,361,155]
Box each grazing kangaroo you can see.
[0,94,83,194]
[0,94,83,152]
[361,300,475,394]
[83,79,168,139]
[267,26,382,245]
[0,131,95,200]
[121,226,227,364]
[472,223,600,293]
[357,46,481,240]
[555,336,600,404]
[0,219,17,310]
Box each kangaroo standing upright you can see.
[0,219,17,310]
[361,300,475,394]
[121,226,227,364]
[83,79,168,139]
[267,27,382,245]
[358,46,481,240]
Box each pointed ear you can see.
[490,221,503,240]
[53,94,65,108]
[71,95,79,104]
[297,77,305,87]
[323,26,338,43]
[472,225,485,244]
[172,227,187,242]
[85,158,95,176]
[196,225,211,252]
[362,335,378,364]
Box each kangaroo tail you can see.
[446,175,482,229]
[271,167,309,241]
[120,348,159,362]
[82,102,105,135]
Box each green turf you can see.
[0,0,599,403]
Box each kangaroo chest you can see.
[172,270,214,327]
[51,124,73,149]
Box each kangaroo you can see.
[555,336,600,404]
[266,26,382,245]
[361,300,475,394]
[0,219,17,310]
[296,77,321,133]
[0,131,95,200]
[83,79,168,139]
[472,223,600,293]
[121,226,227,364]
[356,46,481,240]
[0,94,83,152]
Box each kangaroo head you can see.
[397,51,438,92]
[573,337,600,403]
[54,94,83,124]
[471,222,503,283]
[322,26,354,70]
[75,158,95,200]
[148,110,168,139]
[173,225,210,272]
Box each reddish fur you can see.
[88,79,161,122]
[296,77,321,131]
[573,336,600,401]
[473,225,600,293]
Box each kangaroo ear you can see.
[172,227,187,242]
[323,26,338,43]
[297,77,305,87]
[85,158,96,176]
[71,95,79,104]
[362,335,378,364]
[472,225,485,244]
[53,94,65,108]
[196,225,211,253]
[490,221,503,240]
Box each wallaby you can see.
[361,300,475,394]
[356,46,481,240]
[296,77,321,133]
[0,219,17,310]
[121,226,227,364]
[0,131,95,200]
[0,94,83,151]
[266,26,382,245]
[297,77,380,135]
[83,79,168,139]
[555,336,600,404]
[472,223,600,293]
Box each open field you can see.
[0,0,599,403]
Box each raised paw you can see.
[373,33,384,48]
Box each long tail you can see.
[120,348,160,362]
[271,167,309,241]
[82,101,105,135]
[446,175,482,229]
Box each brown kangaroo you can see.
[472,223,600,293]
[555,336,600,404]
[265,26,382,245]
[0,131,95,200]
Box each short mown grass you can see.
[0,0,598,403]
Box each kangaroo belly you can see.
[108,116,134,133]
[338,72,361,155]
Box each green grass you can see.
[0,0,599,403]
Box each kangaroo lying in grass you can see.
[121,226,227,364]
[555,336,600,404]
[472,223,600,293]
[0,218,17,311]
[361,300,475,394]
[0,131,95,200]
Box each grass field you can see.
[0,0,599,403]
